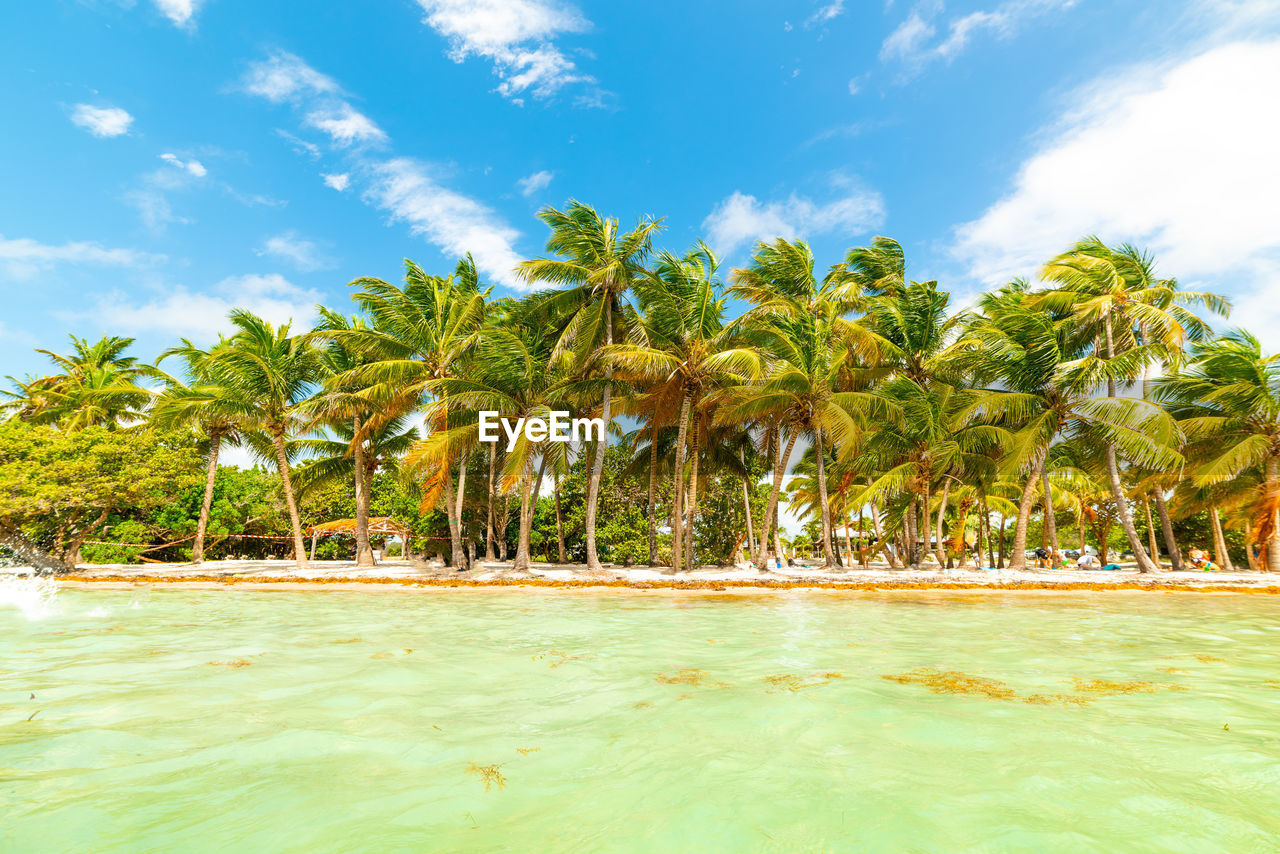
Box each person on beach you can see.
[1189,546,1218,571]
[1077,551,1096,569]
[1034,546,1048,568]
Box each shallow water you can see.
[3,586,1280,852]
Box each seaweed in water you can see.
[467,763,507,792]
[516,747,540,756]
[1070,678,1184,696]
[764,672,845,693]
[534,649,592,668]
[655,668,726,687]
[208,659,252,668]
[881,668,1018,700]
[1192,654,1227,664]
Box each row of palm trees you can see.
[5,201,1277,574]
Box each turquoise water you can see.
[3,584,1280,852]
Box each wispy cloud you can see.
[702,181,886,257]
[881,0,1075,73]
[72,273,321,339]
[516,169,554,197]
[951,38,1280,340]
[69,104,133,138]
[322,172,351,191]
[367,158,523,288]
[413,0,599,102]
[275,129,321,159]
[805,0,845,28]
[0,235,162,280]
[159,152,207,177]
[257,230,334,272]
[153,0,206,30]
[240,51,524,288]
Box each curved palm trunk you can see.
[454,450,470,570]
[554,473,567,563]
[814,427,837,567]
[271,429,307,571]
[934,479,951,566]
[584,299,614,572]
[647,432,659,566]
[353,415,374,567]
[1266,458,1280,572]
[443,463,460,568]
[756,430,799,571]
[485,445,497,561]
[1102,314,1158,573]
[192,431,222,564]
[513,455,548,572]
[1154,490,1183,572]
[1144,498,1160,568]
[1210,506,1235,571]
[1040,466,1058,558]
[669,393,692,571]
[1008,454,1046,571]
[684,423,701,570]
[741,470,755,558]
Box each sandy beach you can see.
[11,558,1278,593]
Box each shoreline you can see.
[10,558,1278,594]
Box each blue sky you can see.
[3,0,1279,386]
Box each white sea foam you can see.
[0,574,60,620]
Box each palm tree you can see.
[516,201,664,571]
[1039,238,1228,571]
[211,310,324,570]
[3,335,153,429]
[608,243,760,570]
[953,281,1181,571]
[1153,330,1280,572]
[325,257,488,568]
[152,336,255,563]
[726,238,885,570]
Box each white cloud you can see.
[805,0,845,28]
[702,184,887,256]
[153,0,204,29]
[0,235,161,280]
[75,274,321,339]
[367,158,523,288]
[69,104,134,138]
[881,0,1074,70]
[258,230,334,272]
[159,152,207,177]
[414,0,594,100]
[516,169,554,197]
[240,51,339,103]
[275,129,321,159]
[304,103,386,147]
[322,172,351,191]
[952,38,1280,340]
[847,77,861,95]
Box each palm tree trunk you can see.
[1008,454,1046,571]
[454,450,470,570]
[684,422,700,570]
[814,426,837,567]
[647,430,659,566]
[1210,506,1235,571]
[670,393,692,571]
[513,456,547,572]
[1154,490,1183,572]
[997,514,1006,568]
[1040,466,1058,557]
[485,444,497,561]
[271,429,307,571]
[1144,497,1160,568]
[353,415,374,567]
[870,497,897,568]
[443,461,460,568]
[741,460,755,557]
[975,499,986,568]
[584,298,614,572]
[554,473,567,563]
[756,430,799,571]
[1267,457,1280,572]
[934,479,950,566]
[1102,314,1158,573]
[193,431,222,564]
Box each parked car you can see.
[1065,549,1080,559]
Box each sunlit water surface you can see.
[4,583,1280,852]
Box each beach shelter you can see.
[305,517,414,561]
